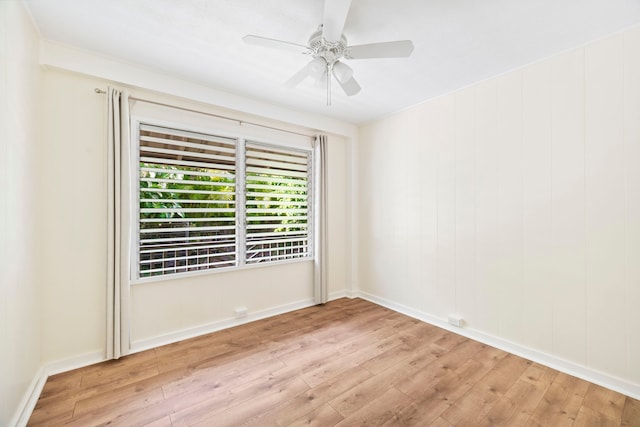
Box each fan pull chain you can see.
[326,63,332,106]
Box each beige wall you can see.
[357,27,640,388]
[39,68,352,362]
[40,70,108,364]
[327,132,351,296]
[0,2,43,425]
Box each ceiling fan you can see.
[243,0,414,105]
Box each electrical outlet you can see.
[235,307,248,318]
[448,315,464,327]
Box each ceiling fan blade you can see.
[334,73,361,96]
[347,40,414,59]
[243,35,309,54]
[322,0,352,42]
[285,58,327,88]
[284,64,313,88]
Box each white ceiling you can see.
[25,0,640,124]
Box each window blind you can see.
[138,124,237,277]
[245,142,312,264]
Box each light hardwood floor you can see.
[29,298,640,426]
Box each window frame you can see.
[129,115,314,285]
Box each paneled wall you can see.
[357,27,640,388]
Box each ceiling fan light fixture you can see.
[332,61,353,84]
[309,57,328,78]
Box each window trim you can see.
[128,115,314,285]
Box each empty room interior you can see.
[2,0,640,425]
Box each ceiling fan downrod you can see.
[309,26,349,106]
[327,61,332,106]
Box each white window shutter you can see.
[245,142,312,264]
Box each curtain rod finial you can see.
[95,88,106,94]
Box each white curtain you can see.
[313,135,328,304]
[106,87,131,359]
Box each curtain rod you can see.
[94,88,315,138]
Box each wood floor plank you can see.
[161,351,287,400]
[525,372,589,427]
[27,405,75,427]
[327,343,446,418]
[429,416,455,427]
[142,416,173,427]
[574,405,622,427]
[520,363,558,391]
[440,354,532,425]
[192,377,310,427]
[382,398,451,426]
[85,398,175,427]
[471,342,509,368]
[622,397,640,426]
[27,298,640,427]
[79,350,158,388]
[333,387,413,427]
[478,379,548,426]
[299,349,364,388]
[357,340,415,375]
[398,320,447,342]
[476,392,529,426]
[395,338,484,398]
[169,360,306,426]
[74,368,162,417]
[36,370,82,400]
[388,357,493,425]
[581,383,628,424]
[243,366,372,427]
[287,403,345,427]
[65,388,166,427]
[328,371,402,418]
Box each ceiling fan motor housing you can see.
[309,26,347,65]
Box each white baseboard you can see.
[328,289,357,300]
[130,297,316,354]
[357,290,640,401]
[9,366,46,427]
[9,350,105,427]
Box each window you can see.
[245,142,311,264]
[135,123,312,279]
